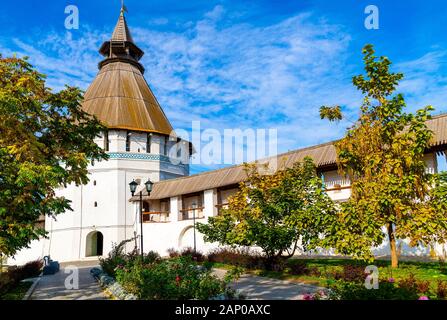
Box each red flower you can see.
[175,275,181,284]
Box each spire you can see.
[111,2,133,43]
[98,4,144,72]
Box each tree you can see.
[196,157,336,268]
[0,55,108,257]
[320,44,447,268]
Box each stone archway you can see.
[86,231,104,257]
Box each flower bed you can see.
[97,241,243,300]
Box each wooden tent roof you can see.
[111,10,134,43]
[131,113,447,201]
[82,9,174,135]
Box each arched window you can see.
[94,201,98,207]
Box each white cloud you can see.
[396,50,447,113]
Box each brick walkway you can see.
[30,261,107,300]
[213,269,325,300]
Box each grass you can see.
[0,281,33,300]
[209,257,447,288]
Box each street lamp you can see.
[129,179,153,257]
[192,202,197,254]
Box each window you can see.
[104,131,109,151]
[147,133,152,153]
[126,131,131,152]
[94,202,98,207]
[93,180,96,186]
[162,136,168,156]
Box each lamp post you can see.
[192,202,197,254]
[129,179,153,257]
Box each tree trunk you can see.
[387,223,398,268]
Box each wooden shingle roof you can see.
[82,62,174,134]
[83,9,173,135]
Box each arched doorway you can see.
[86,231,104,257]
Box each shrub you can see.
[329,280,419,300]
[308,266,322,277]
[17,260,43,279]
[287,260,322,277]
[0,273,15,296]
[288,261,309,275]
[142,251,161,264]
[397,273,430,294]
[167,248,180,258]
[206,248,264,269]
[179,247,206,262]
[416,280,431,295]
[436,280,447,299]
[332,265,366,283]
[116,256,233,300]
[0,259,43,297]
[99,238,135,277]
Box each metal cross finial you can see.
[120,0,128,14]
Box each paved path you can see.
[30,260,107,300]
[213,269,324,300]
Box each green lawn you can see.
[0,281,33,300]
[210,258,447,288]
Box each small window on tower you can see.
[94,202,98,207]
[126,131,131,152]
[104,131,109,151]
[147,133,152,153]
[93,180,97,186]
[163,136,168,156]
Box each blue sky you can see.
[1,0,446,173]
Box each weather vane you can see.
[121,0,128,14]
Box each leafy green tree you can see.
[197,157,336,268]
[0,55,108,257]
[320,44,447,268]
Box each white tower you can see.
[9,8,190,264]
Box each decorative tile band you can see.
[107,152,187,167]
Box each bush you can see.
[206,248,264,269]
[142,251,161,264]
[288,261,309,275]
[329,280,419,300]
[181,247,205,262]
[287,260,321,277]
[167,248,180,258]
[16,260,43,279]
[332,264,366,283]
[116,256,234,300]
[0,259,43,297]
[99,238,137,277]
[397,273,431,295]
[436,280,447,299]
[167,247,205,262]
